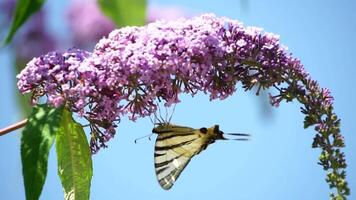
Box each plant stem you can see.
[0,119,28,136]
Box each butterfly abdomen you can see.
[152,124,195,134]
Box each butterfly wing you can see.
[154,148,192,190]
[154,125,207,190]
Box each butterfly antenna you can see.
[154,113,159,125]
[223,133,251,140]
[134,133,154,144]
[165,106,168,123]
[153,111,162,124]
[149,114,155,125]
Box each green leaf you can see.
[56,109,93,200]
[16,93,32,117]
[4,0,46,44]
[97,0,146,27]
[21,104,63,200]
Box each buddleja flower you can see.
[0,0,15,22]
[17,14,349,199]
[14,11,57,62]
[67,0,115,49]
[67,1,189,50]
[146,5,190,23]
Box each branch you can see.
[0,119,28,136]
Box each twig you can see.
[0,119,28,136]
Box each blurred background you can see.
[0,0,355,199]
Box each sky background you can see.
[0,0,355,199]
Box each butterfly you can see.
[152,123,249,190]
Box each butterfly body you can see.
[152,123,248,190]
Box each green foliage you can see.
[97,0,146,27]
[21,105,93,200]
[21,104,63,200]
[16,92,32,117]
[4,0,46,44]
[56,109,93,200]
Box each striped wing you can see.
[154,127,206,190]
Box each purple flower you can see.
[0,0,16,21]
[146,5,190,23]
[89,14,304,109]
[18,14,307,150]
[14,11,57,62]
[0,0,15,38]
[17,48,91,98]
[67,0,115,49]
[66,2,190,50]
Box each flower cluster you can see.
[0,0,15,22]
[17,48,90,105]
[146,5,190,23]
[67,0,115,49]
[14,11,57,62]
[17,14,348,199]
[67,1,189,50]
[88,14,300,114]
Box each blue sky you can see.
[0,0,355,199]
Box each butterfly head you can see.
[213,125,226,140]
[200,124,250,141]
[198,125,222,141]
